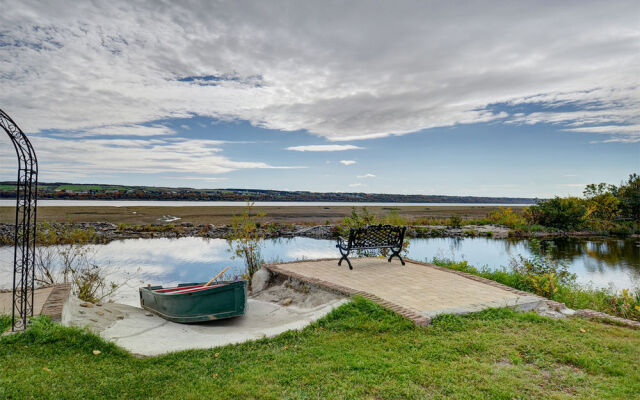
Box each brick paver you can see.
[267,257,543,324]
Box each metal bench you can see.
[336,224,407,270]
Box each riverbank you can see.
[1,220,627,246]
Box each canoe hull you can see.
[139,281,247,323]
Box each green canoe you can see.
[139,280,247,323]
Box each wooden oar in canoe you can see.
[204,266,230,286]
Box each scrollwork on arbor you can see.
[0,109,38,331]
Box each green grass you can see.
[1,298,640,399]
[54,185,104,191]
[0,314,10,333]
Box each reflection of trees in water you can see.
[497,238,639,278]
[500,238,527,255]
[448,237,464,253]
[549,238,639,275]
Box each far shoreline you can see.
[0,200,535,207]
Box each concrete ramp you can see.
[266,258,544,325]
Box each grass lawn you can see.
[1,298,639,399]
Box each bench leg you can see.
[388,248,405,265]
[338,249,353,270]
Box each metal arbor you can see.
[0,109,38,331]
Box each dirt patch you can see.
[251,277,345,309]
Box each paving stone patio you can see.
[0,284,70,322]
[266,257,545,325]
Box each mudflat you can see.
[0,205,524,225]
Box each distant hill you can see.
[0,182,537,204]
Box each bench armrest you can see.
[336,236,349,249]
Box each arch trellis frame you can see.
[0,109,38,332]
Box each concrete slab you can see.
[62,287,348,356]
[100,299,347,356]
[267,258,544,323]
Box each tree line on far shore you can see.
[524,173,639,232]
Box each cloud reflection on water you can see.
[0,237,637,305]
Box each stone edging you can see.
[574,309,640,329]
[40,284,71,322]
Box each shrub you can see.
[340,207,378,236]
[509,240,575,296]
[487,207,527,228]
[583,183,620,222]
[342,207,377,228]
[524,197,587,230]
[37,222,97,245]
[35,223,125,303]
[606,288,640,321]
[382,210,409,226]
[226,202,265,280]
[447,215,463,228]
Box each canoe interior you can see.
[139,280,248,323]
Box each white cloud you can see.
[285,145,363,152]
[563,124,640,143]
[163,176,228,181]
[13,136,304,182]
[0,1,638,144]
[357,173,376,178]
[349,183,365,188]
[340,160,357,166]
[556,183,588,188]
[78,124,176,137]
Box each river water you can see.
[1,236,637,305]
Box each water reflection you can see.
[0,237,637,304]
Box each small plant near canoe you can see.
[35,222,130,304]
[226,202,265,281]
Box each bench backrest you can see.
[348,224,406,248]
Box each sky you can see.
[0,0,638,197]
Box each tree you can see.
[616,174,640,221]
[524,197,587,230]
[583,183,620,221]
